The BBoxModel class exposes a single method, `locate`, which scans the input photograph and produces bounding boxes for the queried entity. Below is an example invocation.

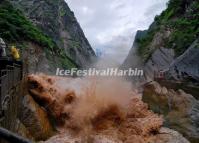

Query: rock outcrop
[121,30,146,84]
[143,81,199,143]
[155,128,190,143]
[123,0,199,82]
[122,28,176,81]
[122,30,146,70]
[122,29,175,82]
[144,47,175,80]
[19,95,55,141]
[166,38,199,82]
[10,0,96,68]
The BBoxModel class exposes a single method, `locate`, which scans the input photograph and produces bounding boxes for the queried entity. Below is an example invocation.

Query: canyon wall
[0,0,96,74]
[123,0,199,82]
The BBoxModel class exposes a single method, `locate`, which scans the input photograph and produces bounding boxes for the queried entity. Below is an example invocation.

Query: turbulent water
[27,74,163,143]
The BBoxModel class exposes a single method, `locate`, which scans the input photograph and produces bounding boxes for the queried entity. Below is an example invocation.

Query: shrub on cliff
[137,0,199,60]
[0,0,56,50]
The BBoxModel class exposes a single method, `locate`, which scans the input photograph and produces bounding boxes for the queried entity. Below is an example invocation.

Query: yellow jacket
[11,46,20,60]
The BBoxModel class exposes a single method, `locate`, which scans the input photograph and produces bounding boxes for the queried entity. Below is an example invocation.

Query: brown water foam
[27,74,163,143]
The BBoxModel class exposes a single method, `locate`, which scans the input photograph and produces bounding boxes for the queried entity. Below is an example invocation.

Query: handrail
[0,58,24,143]
[0,127,32,143]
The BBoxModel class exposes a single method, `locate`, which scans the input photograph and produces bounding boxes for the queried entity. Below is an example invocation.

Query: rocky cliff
[122,30,147,70]
[167,39,199,82]
[0,0,95,74]
[121,30,147,84]
[123,0,199,82]
[10,0,96,68]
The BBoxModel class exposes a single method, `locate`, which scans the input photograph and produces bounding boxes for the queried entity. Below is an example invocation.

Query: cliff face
[166,39,199,80]
[0,0,95,74]
[123,0,199,82]
[10,0,96,68]
[122,30,147,69]
[122,30,147,83]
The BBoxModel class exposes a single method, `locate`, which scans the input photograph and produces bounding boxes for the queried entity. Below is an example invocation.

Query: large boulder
[19,95,55,141]
[143,81,199,143]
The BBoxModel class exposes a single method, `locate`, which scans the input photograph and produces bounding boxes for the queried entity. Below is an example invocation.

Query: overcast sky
[66,0,168,64]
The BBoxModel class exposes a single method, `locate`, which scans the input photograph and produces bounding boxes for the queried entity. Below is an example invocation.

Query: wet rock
[19,95,55,141]
[143,81,199,142]
[22,42,54,74]
[43,128,190,143]
[154,127,190,143]
[42,133,123,143]
[121,30,146,85]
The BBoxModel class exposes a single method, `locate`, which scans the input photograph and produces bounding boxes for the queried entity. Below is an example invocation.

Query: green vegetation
[60,8,66,17]
[0,0,56,50]
[137,29,157,62]
[137,0,199,61]
[69,40,81,49]
[0,0,78,69]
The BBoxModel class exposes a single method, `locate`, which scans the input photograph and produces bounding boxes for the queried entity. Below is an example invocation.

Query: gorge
[0,0,198,143]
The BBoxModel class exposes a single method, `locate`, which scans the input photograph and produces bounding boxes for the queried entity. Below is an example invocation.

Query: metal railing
[0,127,31,143]
[0,59,29,143]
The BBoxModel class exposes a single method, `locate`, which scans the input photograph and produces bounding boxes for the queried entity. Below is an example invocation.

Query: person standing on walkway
[0,38,7,57]
[11,45,20,60]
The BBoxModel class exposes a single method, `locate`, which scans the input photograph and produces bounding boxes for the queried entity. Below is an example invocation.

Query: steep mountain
[10,0,96,67]
[123,0,199,81]
[0,0,95,73]
[123,30,147,69]
[121,30,147,83]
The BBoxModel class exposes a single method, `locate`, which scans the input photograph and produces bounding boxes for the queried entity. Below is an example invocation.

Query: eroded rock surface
[167,39,199,82]
[143,81,199,142]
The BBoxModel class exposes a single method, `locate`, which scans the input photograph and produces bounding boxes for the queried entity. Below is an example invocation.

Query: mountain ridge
[0,0,96,73]
[10,0,96,67]
[123,0,199,82]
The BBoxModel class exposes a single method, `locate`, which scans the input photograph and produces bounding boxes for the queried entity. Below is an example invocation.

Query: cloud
[66,0,168,64]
